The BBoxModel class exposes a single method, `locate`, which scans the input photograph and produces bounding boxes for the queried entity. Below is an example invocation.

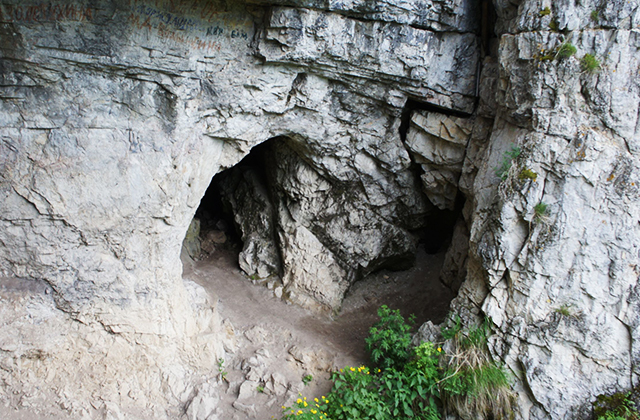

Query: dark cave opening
[189,138,278,266]
[418,193,466,255]
[185,129,465,322]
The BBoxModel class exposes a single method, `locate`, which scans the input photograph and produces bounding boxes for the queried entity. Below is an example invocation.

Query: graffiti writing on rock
[129,3,251,52]
[133,5,197,31]
[0,3,94,23]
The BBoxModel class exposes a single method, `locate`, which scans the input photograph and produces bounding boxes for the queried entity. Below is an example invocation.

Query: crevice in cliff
[398,99,472,294]
[480,0,497,57]
[400,100,472,135]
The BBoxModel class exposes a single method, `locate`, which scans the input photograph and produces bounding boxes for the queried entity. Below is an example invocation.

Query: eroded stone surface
[0,0,638,419]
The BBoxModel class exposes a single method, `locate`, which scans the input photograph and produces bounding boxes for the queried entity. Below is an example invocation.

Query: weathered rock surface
[0,0,638,419]
[259,6,480,113]
[448,1,640,419]
[217,165,281,279]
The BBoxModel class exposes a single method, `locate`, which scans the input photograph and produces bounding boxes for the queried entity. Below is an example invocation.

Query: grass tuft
[581,54,601,73]
[557,42,577,60]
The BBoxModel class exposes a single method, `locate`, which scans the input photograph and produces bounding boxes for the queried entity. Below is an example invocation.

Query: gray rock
[259,7,479,113]
[0,0,637,419]
[185,381,219,420]
[182,218,202,260]
[218,166,281,280]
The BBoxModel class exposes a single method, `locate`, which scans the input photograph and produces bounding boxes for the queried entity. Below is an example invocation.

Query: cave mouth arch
[184,137,281,280]
[183,135,463,326]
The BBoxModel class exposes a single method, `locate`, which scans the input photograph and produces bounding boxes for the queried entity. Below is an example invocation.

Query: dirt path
[0,245,453,420]
[184,245,454,419]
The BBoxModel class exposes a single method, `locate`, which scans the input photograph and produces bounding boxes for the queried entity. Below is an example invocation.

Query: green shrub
[581,54,601,73]
[549,18,560,31]
[280,308,514,420]
[495,146,522,181]
[327,356,440,419]
[593,387,640,420]
[365,305,414,370]
[519,168,538,181]
[591,10,599,22]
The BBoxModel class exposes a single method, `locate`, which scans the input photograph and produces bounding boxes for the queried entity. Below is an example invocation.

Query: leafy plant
[217,358,228,381]
[549,18,560,31]
[591,10,599,22]
[518,168,538,181]
[593,387,640,420]
[365,305,415,370]
[281,395,330,420]
[257,385,265,393]
[539,7,551,17]
[555,305,574,317]
[557,42,577,59]
[581,53,601,73]
[303,374,314,386]
[327,366,385,419]
[495,146,522,181]
[327,363,439,420]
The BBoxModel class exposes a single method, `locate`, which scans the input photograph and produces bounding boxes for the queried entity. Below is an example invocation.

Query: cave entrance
[182,137,283,285]
[181,134,464,365]
[419,194,465,255]
[182,133,464,325]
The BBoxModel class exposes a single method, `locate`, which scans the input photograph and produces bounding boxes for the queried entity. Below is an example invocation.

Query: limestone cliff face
[0,0,638,418]
[453,1,640,418]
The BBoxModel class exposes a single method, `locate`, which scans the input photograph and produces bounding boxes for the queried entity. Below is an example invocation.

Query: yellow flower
[311,409,317,414]
[303,401,308,407]
[350,367,355,371]
[321,396,326,399]
[297,410,303,414]
[437,347,442,352]
[314,398,319,403]
[296,398,302,404]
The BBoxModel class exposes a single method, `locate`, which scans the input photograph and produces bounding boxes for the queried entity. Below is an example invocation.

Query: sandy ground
[184,244,454,419]
[0,245,453,420]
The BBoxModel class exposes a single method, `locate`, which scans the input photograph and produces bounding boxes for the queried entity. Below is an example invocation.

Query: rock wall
[0,0,638,418]
[450,0,640,418]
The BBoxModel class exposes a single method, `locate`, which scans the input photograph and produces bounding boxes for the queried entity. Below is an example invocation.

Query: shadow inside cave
[182,136,464,350]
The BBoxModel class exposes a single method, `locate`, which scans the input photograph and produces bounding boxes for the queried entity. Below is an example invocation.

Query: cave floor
[0,246,453,420]
[185,245,454,420]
